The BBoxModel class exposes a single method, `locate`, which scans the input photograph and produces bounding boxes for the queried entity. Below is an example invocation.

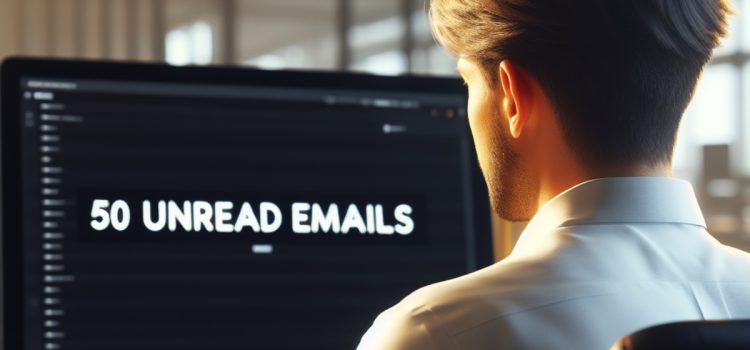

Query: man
[357,0,750,349]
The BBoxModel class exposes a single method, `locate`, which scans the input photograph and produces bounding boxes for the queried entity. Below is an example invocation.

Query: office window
[675,64,739,181]
[351,49,406,75]
[164,0,221,64]
[239,0,338,70]
[166,21,214,65]
[743,65,750,176]
[409,0,458,76]
[741,0,750,52]
[348,0,406,75]
[675,0,749,178]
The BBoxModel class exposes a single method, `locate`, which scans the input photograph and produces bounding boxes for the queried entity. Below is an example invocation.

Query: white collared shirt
[357,177,750,350]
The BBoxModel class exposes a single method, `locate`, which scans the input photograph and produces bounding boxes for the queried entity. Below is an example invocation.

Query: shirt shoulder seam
[449,290,622,337]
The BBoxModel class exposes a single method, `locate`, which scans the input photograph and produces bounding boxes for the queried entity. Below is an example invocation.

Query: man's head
[430,0,731,221]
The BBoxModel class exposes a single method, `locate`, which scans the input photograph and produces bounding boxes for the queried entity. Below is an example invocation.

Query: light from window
[686,64,738,145]
[743,64,750,175]
[351,50,407,76]
[165,21,214,66]
[674,64,739,180]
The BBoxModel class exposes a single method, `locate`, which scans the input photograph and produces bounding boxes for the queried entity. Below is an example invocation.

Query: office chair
[611,320,750,350]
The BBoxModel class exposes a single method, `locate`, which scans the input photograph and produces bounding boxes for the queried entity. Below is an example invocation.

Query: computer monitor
[2,58,493,350]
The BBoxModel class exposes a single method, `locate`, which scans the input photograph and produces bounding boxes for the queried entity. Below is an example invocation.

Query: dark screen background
[17,76,488,350]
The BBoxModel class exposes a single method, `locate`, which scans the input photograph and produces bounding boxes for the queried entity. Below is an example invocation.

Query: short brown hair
[429,0,732,166]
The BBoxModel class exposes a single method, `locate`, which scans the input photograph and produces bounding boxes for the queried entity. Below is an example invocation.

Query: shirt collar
[512,177,706,255]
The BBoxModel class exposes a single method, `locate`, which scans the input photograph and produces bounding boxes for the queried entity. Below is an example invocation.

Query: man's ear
[498,60,529,139]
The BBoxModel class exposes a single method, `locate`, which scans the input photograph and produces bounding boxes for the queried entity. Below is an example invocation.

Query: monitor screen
[2,59,492,350]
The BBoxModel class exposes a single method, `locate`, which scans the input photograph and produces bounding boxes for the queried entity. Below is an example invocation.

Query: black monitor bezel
[1,57,493,350]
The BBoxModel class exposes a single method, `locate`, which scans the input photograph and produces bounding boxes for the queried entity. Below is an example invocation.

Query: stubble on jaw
[485,112,535,222]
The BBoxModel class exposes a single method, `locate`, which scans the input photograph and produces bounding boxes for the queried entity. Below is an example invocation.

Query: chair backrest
[611,320,750,350]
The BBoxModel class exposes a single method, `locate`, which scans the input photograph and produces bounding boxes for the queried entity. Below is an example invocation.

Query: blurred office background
[1,0,749,258]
